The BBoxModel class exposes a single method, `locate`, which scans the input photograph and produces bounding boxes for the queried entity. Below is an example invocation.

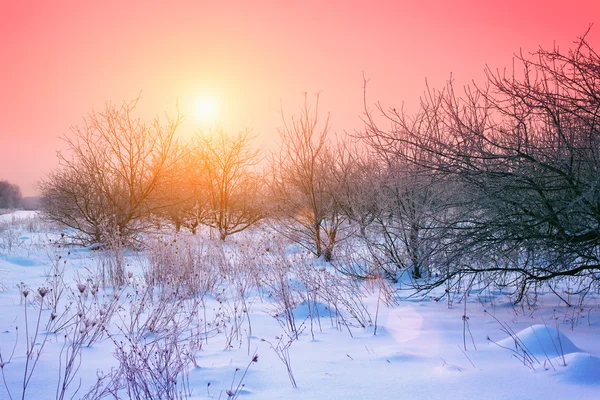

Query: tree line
[39,33,600,300]
[0,180,22,210]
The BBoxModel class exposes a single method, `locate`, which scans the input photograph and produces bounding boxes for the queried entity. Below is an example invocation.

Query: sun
[192,96,219,124]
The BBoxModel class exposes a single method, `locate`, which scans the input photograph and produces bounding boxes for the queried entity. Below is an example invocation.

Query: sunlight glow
[192,96,219,124]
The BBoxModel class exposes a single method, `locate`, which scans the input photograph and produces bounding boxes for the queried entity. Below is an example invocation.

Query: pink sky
[1,0,599,196]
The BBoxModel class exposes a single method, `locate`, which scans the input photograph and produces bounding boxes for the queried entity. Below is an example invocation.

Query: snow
[0,211,599,399]
[496,324,580,359]
[0,210,38,222]
[555,352,600,385]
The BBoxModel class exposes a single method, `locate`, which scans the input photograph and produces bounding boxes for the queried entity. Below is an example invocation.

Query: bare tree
[149,141,196,233]
[270,92,345,261]
[356,96,455,281]
[361,31,600,301]
[328,140,379,238]
[39,98,181,245]
[39,165,110,244]
[189,128,264,240]
[0,180,23,209]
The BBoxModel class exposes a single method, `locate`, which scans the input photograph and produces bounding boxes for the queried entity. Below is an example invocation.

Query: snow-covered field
[0,211,599,399]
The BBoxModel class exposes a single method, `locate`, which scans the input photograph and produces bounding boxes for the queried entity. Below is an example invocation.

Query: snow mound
[358,324,390,338]
[553,352,600,385]
[292,300,336,319]
[498,324,579,359]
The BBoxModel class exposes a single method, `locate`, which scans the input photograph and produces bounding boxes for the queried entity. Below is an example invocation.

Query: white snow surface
[497,324,580,358]
[0,211,599,399]
[0,210,37,222]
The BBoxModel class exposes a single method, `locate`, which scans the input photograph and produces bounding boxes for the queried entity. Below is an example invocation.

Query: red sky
[1,0,599,196]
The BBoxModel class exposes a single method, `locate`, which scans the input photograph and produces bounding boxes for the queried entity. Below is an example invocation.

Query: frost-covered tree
[270,93,345,261]
[361,31,600,300]
[0,180,22,209]
[39,98,181,245]
[189,128,264,240]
